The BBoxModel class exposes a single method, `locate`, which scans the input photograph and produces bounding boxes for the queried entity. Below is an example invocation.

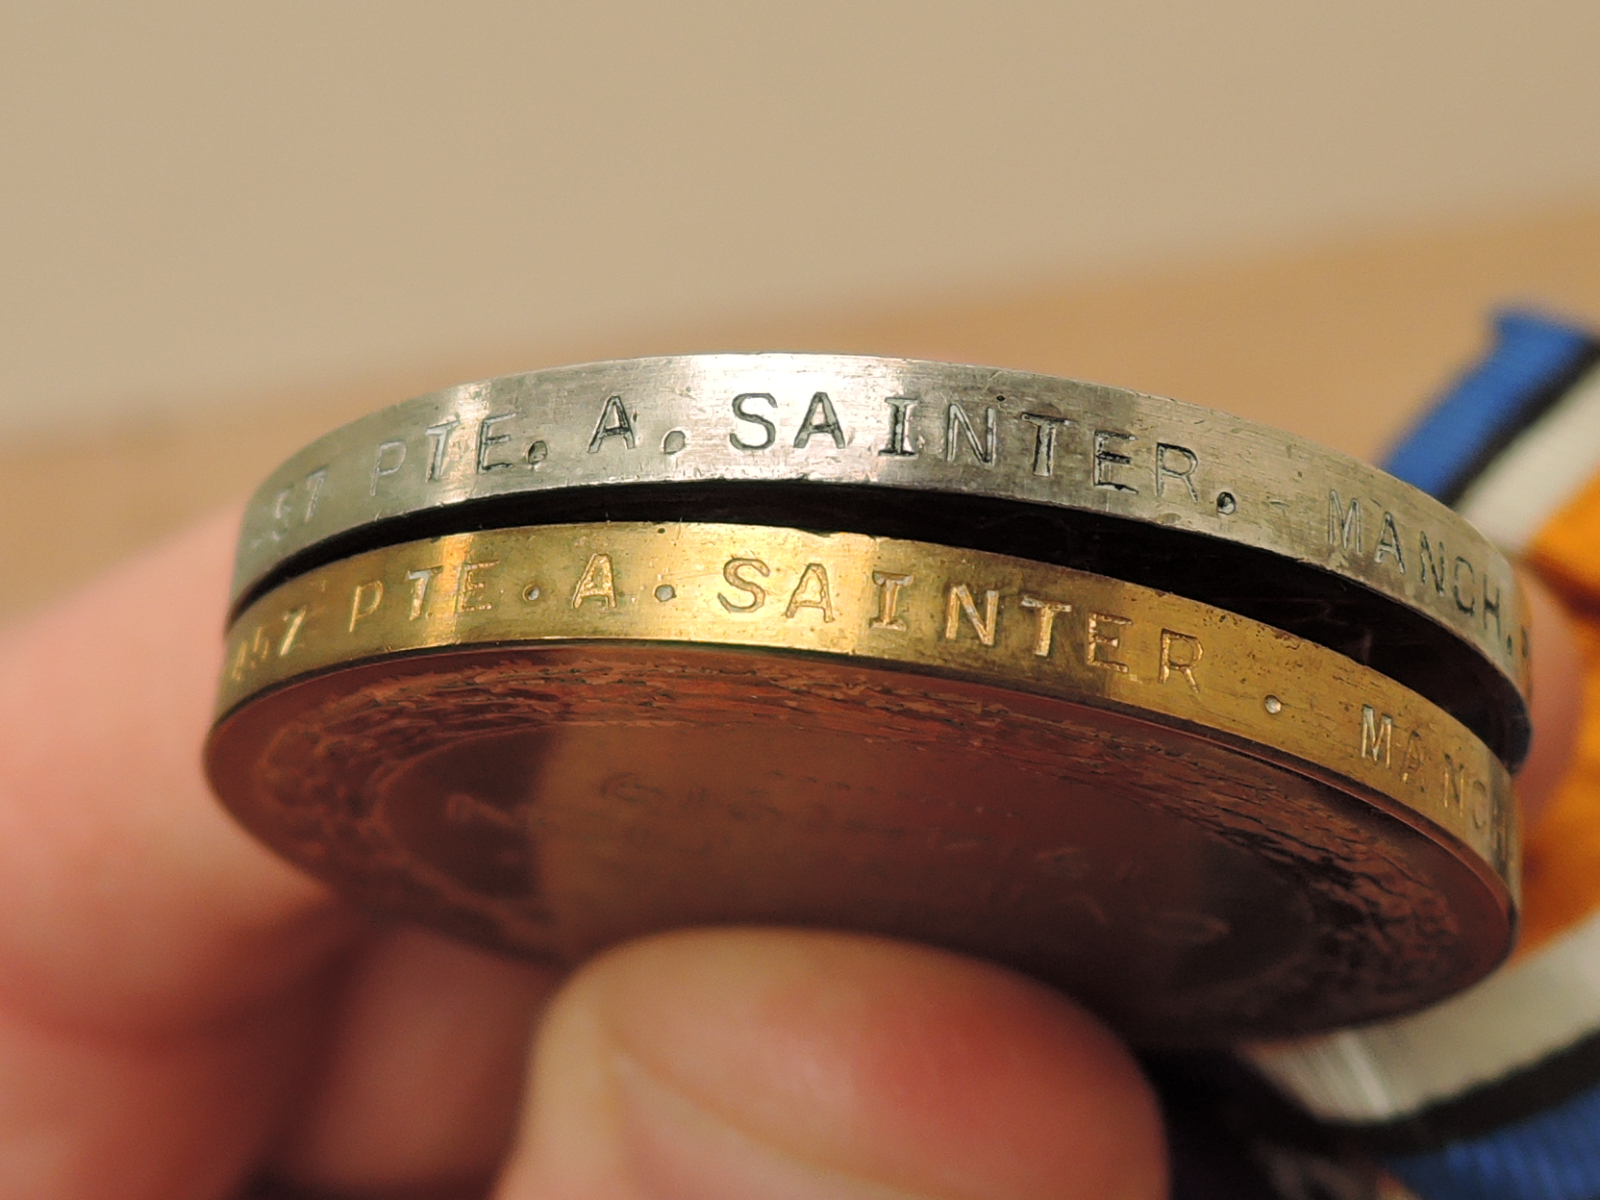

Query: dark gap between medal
[229,480,1529,770]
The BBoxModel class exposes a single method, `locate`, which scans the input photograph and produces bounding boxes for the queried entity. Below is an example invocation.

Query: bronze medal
[207,519,1516,1045]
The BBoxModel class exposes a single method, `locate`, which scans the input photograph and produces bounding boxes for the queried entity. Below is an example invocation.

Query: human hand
[0,513,1167,1200]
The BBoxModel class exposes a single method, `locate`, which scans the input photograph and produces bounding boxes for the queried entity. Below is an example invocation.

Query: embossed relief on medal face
[215,522,1516,883]
[209,643,1497,1044]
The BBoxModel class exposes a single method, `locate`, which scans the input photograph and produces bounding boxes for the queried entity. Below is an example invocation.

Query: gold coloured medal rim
[218,521,1518,898]
[229,354,1531,720]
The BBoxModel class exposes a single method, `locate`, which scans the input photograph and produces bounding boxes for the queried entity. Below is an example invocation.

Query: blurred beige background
[6,2,1600,621]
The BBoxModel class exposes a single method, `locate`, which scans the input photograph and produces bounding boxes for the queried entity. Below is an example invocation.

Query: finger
[1516,567,1585,829]
[0,511,359,1035]
[0,979,324,1200]
[501,928,1165,1200]
[269,927,558,1198]
[0,514,366,1199]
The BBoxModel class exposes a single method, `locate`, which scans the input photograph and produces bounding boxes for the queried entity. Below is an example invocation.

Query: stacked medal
[205,355,1528,1046]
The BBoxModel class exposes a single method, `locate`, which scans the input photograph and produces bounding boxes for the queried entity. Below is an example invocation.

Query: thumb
[496,928,1164,1200]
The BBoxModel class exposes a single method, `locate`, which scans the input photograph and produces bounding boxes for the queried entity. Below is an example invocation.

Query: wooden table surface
[6,198,1600,625]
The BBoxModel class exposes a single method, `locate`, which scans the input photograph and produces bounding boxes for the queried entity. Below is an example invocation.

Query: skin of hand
[0,515,1579,1200]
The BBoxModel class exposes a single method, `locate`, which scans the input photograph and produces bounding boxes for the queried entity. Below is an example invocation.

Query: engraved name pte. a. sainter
[229,356,1533,769]
[208,521,1516,1047]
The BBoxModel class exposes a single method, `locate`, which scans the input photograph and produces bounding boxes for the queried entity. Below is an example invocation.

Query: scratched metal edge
[205,638,1516,1042]
[226,354,1531,718]
[209,632,1518,922]
[212,520,1517,896]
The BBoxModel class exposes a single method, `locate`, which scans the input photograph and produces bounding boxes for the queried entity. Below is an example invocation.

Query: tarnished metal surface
[230,355,1532,767]
[208,522,1516,1044]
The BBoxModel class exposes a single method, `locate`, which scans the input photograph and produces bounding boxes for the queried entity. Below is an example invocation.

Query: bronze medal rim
[214,520,1517,885]
[207,641,1513,1045]
[226,353,1533,769]
[206,522,1517,1042]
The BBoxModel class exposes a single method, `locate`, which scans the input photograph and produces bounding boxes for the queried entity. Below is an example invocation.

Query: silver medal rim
[233,352,1529,729]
